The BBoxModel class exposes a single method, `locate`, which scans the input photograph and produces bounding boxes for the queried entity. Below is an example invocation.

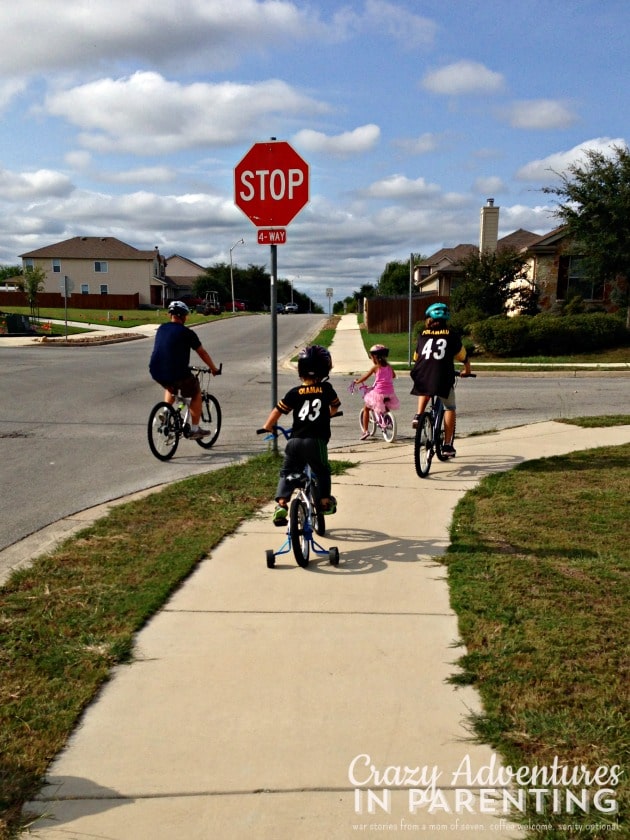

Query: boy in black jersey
[410,302,472,456]
[261,345,341,526]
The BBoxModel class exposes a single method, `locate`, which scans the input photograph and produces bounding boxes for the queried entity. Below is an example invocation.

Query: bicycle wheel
[148,402,180,461]
[196,394,222,449]
[414,412,433,477]
[381,412,397,443]
[289,496,310,568]
[358,409,376,437]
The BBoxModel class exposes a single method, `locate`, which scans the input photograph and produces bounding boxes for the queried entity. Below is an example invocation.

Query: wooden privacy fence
[365,295,447,334]
[0,291,140,310]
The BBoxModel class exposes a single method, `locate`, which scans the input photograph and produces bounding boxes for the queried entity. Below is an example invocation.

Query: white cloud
[422,60,505,96]
[292,125,380,157]
[0,0,315,78]
[473,176,506,195]
[0,168,74,200]
[516,137,627,182]
[363,0,436,47]
[362,174,441,201]
[44,72,329,154]
[394,133,441,155]
[504,99,578,130]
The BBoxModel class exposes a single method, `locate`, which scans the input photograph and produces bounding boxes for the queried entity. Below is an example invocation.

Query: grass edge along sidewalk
[444,419,628,840]
[0,421,628,839]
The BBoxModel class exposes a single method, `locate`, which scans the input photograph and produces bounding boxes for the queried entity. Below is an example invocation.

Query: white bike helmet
[168,300,190,317]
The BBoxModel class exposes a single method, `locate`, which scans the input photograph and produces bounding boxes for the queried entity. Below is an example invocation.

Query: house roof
[524,225,569,251]
[20,236,159,261]
[498,228,539,251]
[165,254,205,270]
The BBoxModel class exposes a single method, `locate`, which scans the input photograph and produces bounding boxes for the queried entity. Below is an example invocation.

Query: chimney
[479,198,499,253]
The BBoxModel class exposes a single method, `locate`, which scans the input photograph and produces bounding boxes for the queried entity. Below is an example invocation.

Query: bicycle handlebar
[256,412,344,440]
[191,363,222,376]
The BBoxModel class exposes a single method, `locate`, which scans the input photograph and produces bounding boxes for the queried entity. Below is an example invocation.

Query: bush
[471,312,629,357]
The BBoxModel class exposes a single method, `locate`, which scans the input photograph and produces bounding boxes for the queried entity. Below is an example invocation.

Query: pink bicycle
[348,381,397,443]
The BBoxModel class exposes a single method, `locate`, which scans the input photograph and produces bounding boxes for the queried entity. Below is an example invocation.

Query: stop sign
[234,141,309,227]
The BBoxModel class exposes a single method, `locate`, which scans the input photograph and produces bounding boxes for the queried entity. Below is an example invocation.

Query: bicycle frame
[257,425,340,569]
[349,381,397,443]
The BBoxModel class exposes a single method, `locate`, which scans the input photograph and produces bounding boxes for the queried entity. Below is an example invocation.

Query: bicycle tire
[196,393,222,449]
[382,412,397,443]
[289,497,310,567]
[148,402,180,461]
[414,412,433,477]
[359,409,376,437]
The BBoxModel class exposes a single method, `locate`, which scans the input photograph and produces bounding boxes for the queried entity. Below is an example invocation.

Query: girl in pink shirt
[354,344,400,440]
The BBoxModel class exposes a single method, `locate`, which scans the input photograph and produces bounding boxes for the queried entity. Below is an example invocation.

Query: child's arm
[262,406,283,432]
[354,365,376,385]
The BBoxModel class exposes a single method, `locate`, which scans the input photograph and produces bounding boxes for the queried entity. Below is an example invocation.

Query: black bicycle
[414,372,475,478]
[148,365,222,461]
[257,425,340,569]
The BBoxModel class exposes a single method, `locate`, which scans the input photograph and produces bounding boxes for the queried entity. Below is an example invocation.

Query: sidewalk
[24,315,630,839]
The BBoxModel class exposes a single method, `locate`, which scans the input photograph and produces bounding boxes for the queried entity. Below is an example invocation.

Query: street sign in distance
[234,141,309,227]
[60,276,74,298]
[257,229,287,245]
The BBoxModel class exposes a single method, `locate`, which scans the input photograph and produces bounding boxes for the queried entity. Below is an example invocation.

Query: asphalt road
[1,315,629,554]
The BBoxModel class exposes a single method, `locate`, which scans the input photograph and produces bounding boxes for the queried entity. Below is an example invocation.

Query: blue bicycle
[257,425,340,569]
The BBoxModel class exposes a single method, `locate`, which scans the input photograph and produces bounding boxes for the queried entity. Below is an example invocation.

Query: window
[52,259,61,273]
[81,284,89,295]
[557,255,604,300]
[100,284,108,295]
[94,261,108,273]
[24,259,34,270]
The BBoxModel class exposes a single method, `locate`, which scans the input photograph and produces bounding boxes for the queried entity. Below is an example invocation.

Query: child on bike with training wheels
[410,302,472,457]
[353,344,400,440]
[261,345,341,526]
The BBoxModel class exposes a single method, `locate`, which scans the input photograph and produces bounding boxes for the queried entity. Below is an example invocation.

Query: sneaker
[441,443,456,457]
[411,414,421,429]
[273,505,288,526]
[360,430,369,440]
[189,427,210,440]
[321,496,337,515]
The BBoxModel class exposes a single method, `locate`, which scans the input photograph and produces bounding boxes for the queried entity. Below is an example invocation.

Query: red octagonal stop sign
[234,141,309,227]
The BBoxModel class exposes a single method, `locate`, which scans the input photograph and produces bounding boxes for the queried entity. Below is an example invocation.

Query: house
[19,237,169,308]
[414,199,616,313]
[164,254,207,299]
[414,199,540,297]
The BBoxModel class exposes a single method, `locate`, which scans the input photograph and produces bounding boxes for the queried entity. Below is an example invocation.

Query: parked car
[226,300,247,311]
[175,294,204,308]
[283,302,299,313]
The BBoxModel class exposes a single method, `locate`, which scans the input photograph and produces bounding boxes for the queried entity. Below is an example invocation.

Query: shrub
[472,312,629,356]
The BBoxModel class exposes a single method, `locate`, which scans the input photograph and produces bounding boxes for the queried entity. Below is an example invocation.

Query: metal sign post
[234,139,310,445]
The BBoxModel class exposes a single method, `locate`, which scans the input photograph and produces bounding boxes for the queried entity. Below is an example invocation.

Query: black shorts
[158,373,200,399]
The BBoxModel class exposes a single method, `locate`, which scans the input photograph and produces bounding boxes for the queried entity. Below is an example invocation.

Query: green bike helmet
[425,302,450,321]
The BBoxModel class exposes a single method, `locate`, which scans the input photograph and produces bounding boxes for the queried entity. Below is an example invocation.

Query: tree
[0,265,22,283]
[16,266,46,318]
[542,144,630,326]
[377,255,425,296]
[451,248,530,317]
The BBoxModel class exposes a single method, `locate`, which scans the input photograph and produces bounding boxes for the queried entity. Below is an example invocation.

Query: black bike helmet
[297,345,333,379]
[168,300,191,317]
[425,301,450,321]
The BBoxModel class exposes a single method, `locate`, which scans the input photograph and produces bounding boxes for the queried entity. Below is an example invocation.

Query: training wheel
[266,549,276,569]
[329,546,340,566]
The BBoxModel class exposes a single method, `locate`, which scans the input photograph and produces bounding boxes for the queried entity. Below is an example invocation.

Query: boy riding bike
[261,345,341,526]
[409,302,472,457]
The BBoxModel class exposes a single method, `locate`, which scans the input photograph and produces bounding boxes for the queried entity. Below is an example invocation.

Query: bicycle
[413,372,476,478]
[348,381,397,443]
[147,365,222,461]
[256,425,340,569]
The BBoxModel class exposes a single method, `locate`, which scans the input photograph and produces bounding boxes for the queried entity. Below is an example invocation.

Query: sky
[0,0,628,308]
